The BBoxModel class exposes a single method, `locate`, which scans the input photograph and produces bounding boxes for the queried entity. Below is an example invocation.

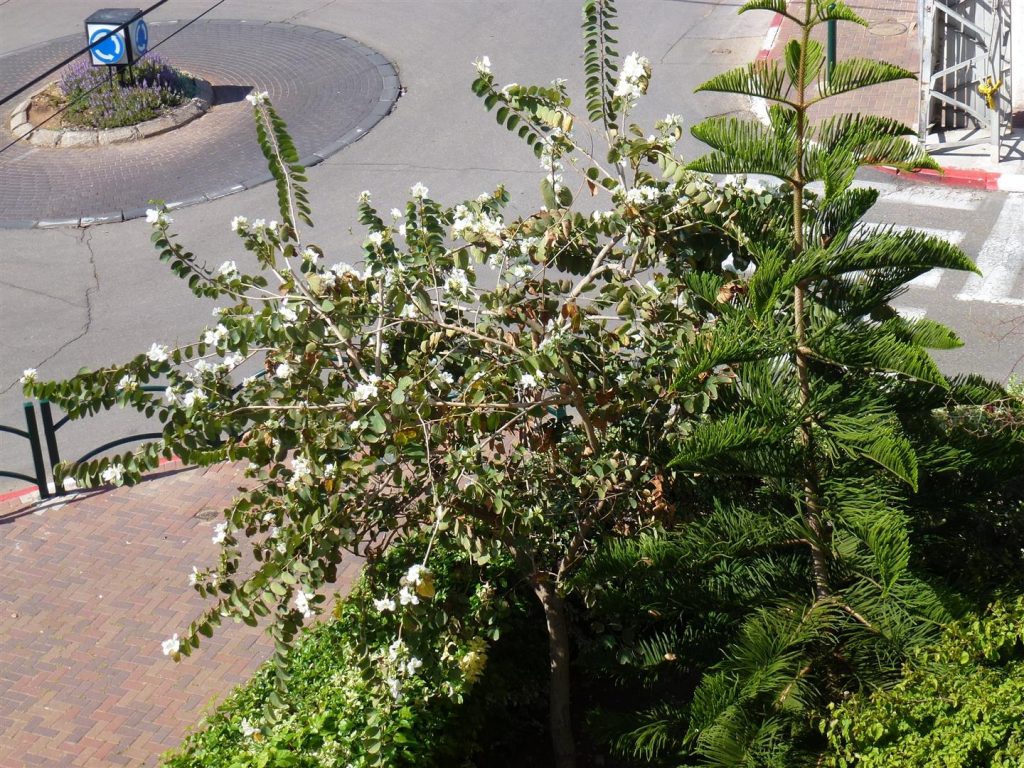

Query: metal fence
[0,389,166,500]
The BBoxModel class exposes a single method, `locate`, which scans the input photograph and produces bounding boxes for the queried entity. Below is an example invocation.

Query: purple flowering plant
[59,54,193,129]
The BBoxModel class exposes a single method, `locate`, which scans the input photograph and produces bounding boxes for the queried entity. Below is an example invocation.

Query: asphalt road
[0,0,1020,493]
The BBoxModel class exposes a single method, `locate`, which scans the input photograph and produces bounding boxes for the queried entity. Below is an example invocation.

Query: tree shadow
[212,85,254,106]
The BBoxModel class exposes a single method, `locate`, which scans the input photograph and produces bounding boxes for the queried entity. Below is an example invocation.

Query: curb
[751,13,1023,193]
[0,455,184,507]
[0,20,402,230]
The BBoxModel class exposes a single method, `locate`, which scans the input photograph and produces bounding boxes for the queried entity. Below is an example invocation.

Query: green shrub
[824,597,1024,767]
[162,537,535,768]
[59,54,192,129]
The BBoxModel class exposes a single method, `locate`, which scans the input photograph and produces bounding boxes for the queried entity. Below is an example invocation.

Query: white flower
[223,352,243,370]
[161,634,180,656]
[386,676,402,701]
[613,52,651,101]
[406,564,428,585]
[294,589,314,619]
[279,305,298,323]
[323,462,336,478]
[473,55,492,74]
[217,260,238,278]
[301,246,319,263]
[100,464,125,486]
[267,220,279,234]
[146,343,169,363]
[388,639,406,660]
[203,324,228,346]
[164,387,180,405]
[288,456,312,489]
[211,521,228,544]
[353,373,380,403]
[350,420,363,431]
[390,208,403,219]
[519,373,538,389]
[20,368,37,384]
[373,596,397,612]
[240,718,259,738]
[405,657,423,676]
[146,208,171,226]
[245,90,268,105]
[274,362,292,380]
[188,566,201,587]
[399,585,420,606]
[61,476,79,492]
[182,390,207,408]
[410,182,429,199]
[230,216,248,233]
[358,190,372,204]
[398,303,418,319]
[242,375,258,388]
[444,267,471,297]
[117,374,138,392]
[367,231,385,247]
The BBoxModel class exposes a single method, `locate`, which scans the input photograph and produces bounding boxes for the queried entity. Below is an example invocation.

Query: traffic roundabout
[0,20,400,228]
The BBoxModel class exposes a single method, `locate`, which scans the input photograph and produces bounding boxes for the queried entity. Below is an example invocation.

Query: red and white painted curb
[751,13,1024,193]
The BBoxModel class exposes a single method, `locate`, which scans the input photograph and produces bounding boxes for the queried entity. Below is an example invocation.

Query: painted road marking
[957,193,1024,306]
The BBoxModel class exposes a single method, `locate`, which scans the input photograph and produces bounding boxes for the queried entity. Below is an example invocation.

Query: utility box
[85,8,149,67]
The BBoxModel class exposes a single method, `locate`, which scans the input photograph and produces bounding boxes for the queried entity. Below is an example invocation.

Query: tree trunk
[533,577,577,768]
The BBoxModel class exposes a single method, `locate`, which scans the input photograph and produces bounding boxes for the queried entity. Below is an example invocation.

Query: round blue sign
[90,28,124,64]
[135,21,149,55]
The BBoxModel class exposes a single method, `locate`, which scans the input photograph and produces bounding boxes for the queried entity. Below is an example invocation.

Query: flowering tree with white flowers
[23,0,1015,764]
[23,24,755,763]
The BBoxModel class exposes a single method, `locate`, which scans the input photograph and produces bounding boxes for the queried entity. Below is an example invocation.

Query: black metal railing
[0,403,53,499]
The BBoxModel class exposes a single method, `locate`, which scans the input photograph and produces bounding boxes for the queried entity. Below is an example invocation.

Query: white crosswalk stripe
[956,194,1024,306]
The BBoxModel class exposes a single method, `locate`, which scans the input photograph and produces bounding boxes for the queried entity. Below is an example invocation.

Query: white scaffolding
[919,0,1012,161]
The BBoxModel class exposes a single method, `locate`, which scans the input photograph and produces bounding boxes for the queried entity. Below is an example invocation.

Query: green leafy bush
[824,597,1024,767]
[162,537,537,768]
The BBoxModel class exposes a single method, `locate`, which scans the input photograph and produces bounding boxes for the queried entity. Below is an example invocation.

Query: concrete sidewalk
[0,461,361,767]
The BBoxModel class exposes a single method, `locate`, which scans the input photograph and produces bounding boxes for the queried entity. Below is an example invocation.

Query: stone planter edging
[8,77,213,148]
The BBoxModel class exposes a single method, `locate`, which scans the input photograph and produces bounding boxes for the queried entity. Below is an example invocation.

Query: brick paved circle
[0,20,400,228]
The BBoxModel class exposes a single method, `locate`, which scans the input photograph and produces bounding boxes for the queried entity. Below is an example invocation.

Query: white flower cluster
[319,261,361,290]
[217,260,238,279]
[230,215,248,233]
[240,718,259,738]
[145,208,172,226]
[100,463,125,486]
[117,374,138,393]
[294,588,314,619]
[245,90,269,105]
[211,521,228,544]
[202,324,229,347]
[146,343,169,363]
[384,639,424,701]
[161,633,180,656]
[613,51,651,102]
[20,368,37,384]
[410,182,429,199]
[472,55,491,75]
[353,373,380,403]
[451,205,504,242]
[288,455,312,490]
[443,267,472,299]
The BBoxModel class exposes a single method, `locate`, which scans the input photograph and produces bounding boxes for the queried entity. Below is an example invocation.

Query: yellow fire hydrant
[978,77,1002,110]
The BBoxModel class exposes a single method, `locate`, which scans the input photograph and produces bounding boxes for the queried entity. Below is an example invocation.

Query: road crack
[0,229,99,395]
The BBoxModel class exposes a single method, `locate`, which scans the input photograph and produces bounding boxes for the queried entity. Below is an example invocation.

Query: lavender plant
[59,54,192,130]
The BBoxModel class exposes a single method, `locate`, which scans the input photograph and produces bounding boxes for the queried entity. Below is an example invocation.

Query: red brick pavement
[770,0,920,129]
[0,461,362,767]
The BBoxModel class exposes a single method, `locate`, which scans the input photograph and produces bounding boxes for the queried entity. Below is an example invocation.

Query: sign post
[84,8,148,84]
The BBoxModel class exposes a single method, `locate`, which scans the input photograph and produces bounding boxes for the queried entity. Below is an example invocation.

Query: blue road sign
[89,27,124,64]
[135,20,149,55]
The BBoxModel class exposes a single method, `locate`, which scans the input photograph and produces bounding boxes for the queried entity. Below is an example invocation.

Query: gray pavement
[0,0,767,491]
[0,20,399,226]
[1,0,1020,495]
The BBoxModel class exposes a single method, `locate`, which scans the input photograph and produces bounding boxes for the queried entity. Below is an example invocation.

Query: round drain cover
[868,20,908,36]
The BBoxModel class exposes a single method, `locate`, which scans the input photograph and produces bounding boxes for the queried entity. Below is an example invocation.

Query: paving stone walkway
[0,20,399,228]
[769,0,919,129]
[0,460,362,767]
